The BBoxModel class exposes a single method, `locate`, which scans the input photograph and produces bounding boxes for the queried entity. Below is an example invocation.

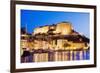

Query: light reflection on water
[21,49,90,63]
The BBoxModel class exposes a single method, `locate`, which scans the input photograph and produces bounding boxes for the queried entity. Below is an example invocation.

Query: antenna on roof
[25,24,27,34]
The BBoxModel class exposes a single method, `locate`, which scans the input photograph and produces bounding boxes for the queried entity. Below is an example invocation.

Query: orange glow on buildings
[21,22,90,63]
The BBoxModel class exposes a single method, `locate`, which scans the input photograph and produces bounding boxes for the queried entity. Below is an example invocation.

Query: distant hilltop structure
[33,22,72,35]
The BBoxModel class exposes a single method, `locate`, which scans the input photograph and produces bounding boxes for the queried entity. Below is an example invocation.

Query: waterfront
[20,22,90,63]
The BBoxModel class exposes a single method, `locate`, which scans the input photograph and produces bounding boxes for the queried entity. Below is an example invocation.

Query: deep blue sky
[21,9,90,38]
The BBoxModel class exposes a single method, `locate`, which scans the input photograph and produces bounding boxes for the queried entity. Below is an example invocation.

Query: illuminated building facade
[21,22,90,63]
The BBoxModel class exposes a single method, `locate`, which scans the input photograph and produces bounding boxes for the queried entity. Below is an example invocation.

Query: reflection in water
[21,49,90,63]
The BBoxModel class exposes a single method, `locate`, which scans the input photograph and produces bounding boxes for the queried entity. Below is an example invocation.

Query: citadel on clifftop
[21,22,90,62]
